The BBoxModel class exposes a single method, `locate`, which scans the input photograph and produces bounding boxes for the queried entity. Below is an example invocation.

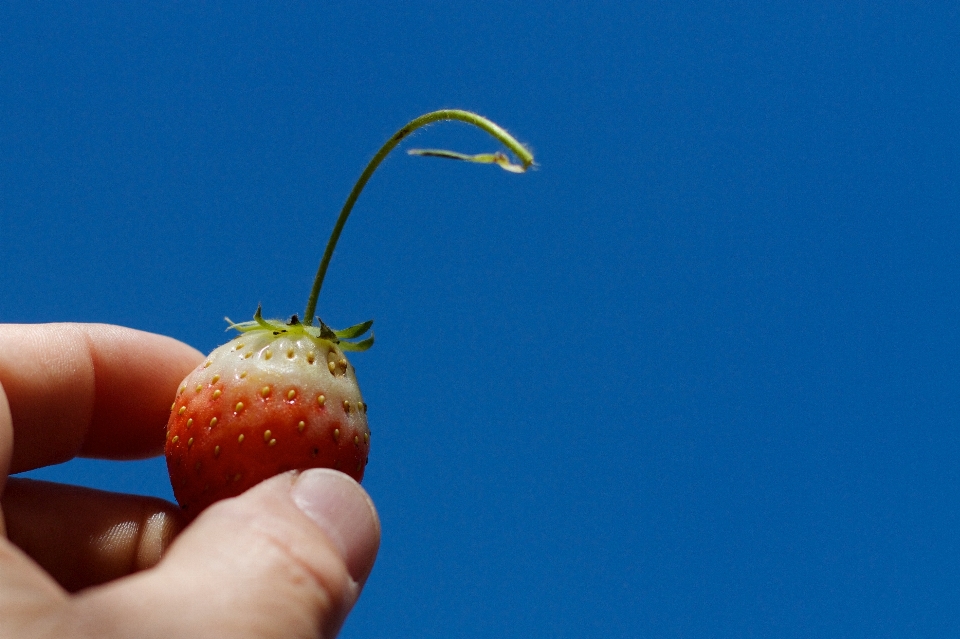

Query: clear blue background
[2,2,959,637]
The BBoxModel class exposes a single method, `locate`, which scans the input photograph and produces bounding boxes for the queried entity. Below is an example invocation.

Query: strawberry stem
[302,109,534,326]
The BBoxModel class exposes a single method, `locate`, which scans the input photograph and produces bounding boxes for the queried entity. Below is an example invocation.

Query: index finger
[0,324,204,474]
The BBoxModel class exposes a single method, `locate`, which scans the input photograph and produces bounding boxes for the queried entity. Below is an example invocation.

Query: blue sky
[2,2,959,637]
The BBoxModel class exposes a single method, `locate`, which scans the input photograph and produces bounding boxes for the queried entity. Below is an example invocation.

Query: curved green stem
[303,109,534,325]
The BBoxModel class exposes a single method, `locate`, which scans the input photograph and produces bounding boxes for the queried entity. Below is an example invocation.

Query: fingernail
[291,468,381,583]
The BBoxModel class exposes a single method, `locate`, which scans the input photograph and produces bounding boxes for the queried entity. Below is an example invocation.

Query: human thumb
[70,469,380,639]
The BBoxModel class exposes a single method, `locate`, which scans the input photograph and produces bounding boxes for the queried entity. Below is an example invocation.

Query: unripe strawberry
[166,314,371,514]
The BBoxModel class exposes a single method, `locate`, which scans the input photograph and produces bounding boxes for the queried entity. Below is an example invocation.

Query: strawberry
[165,312,373,513]
[165,109,534,515]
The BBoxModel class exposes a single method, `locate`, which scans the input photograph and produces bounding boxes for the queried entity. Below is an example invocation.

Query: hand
[0,324,380,638]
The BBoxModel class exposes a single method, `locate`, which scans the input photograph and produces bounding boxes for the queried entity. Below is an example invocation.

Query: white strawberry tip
[225,305,374,352]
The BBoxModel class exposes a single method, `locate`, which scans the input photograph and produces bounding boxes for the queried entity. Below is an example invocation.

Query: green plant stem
[302,109,534,325]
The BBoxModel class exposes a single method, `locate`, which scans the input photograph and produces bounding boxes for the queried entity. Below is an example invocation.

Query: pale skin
[0,323,380,638]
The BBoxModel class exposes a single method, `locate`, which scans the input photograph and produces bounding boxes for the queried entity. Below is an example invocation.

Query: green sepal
[339,333,375,351]
[334,319,374,339]
[224,316,261,333]
[226,305,278,333]
[316,318,339,341]
[225,308,374,353]
[253,304,273,330]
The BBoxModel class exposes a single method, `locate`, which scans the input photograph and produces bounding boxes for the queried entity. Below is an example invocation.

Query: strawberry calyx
[226,305,374,352]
